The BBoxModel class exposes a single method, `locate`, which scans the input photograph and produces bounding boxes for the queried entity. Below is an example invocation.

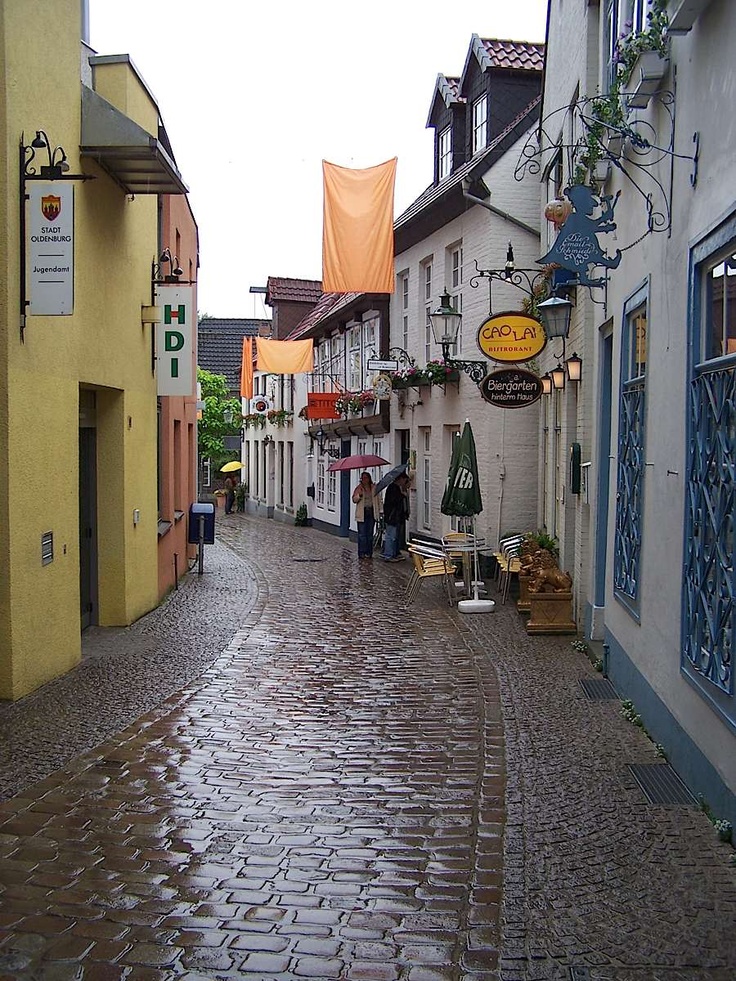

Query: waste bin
[188,502,215,545]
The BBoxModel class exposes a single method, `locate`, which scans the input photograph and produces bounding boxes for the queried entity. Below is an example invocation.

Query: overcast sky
[88,1,547,317]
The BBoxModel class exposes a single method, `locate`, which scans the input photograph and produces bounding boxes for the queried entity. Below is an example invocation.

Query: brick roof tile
[265,277,322,305]
[197,318,271,396]
[479,38,544,71]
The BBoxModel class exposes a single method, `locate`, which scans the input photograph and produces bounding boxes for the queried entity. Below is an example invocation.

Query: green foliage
[266,408,293,427]
[573,0,668,186]
[524,529,559,559]
[294,503,309,526]
[196,368,242,464]
[234,483,247,511]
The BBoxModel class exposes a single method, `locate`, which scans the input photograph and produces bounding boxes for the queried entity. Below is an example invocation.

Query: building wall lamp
[313,428,340,458]
[551,364,566,390]
[155,247,184,281]
[565,352,582,383]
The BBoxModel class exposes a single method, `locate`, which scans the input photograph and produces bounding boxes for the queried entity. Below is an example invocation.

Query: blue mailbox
[188,502,215,545]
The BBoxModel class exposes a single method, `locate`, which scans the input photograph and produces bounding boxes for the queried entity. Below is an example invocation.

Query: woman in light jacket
[352,471,381,559]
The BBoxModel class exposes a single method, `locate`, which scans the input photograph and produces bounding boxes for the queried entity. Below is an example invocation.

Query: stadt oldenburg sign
[480,368,544,409]
[477,311,547,363]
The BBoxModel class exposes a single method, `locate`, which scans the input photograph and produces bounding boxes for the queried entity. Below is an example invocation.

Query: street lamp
[428,291,488,385]
[565,352,583,382]
[551,364,566,390]
[536,294,573,340]
[314,427,340,458]
[540,373,553,395]
[428,291,463,360]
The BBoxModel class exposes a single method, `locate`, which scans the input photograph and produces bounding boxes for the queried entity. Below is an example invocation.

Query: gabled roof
[197,318,271,396]
[426,74,462,128]
[459,35,544,94]
[265,277,322,306]
[394,95,542,253]
[286,293,345,340]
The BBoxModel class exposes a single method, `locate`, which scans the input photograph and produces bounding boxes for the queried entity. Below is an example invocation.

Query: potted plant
[615,0,669,109]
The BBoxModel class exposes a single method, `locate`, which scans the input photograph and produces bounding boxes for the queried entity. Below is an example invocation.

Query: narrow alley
[0,513,734,981]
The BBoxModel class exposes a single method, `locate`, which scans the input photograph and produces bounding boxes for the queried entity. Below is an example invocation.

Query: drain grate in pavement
[628,763,696,805]
[569,968,592,981]
[579,678,619,700]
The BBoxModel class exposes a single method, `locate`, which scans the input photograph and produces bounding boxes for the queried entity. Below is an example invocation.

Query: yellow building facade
[0,1,188,699]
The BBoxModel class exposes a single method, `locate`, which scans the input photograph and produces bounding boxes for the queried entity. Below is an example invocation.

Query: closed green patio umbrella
[441,420,494,613]
[441,420,483,518]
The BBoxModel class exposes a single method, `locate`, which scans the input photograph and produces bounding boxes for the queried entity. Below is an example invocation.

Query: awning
[80,86,188,195]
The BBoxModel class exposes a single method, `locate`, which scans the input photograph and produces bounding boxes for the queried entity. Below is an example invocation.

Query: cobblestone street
[0,513,734,980]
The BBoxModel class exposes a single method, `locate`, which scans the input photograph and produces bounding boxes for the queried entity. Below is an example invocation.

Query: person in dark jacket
[382,473,409,561]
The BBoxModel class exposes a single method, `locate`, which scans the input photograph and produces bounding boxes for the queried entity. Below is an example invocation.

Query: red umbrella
[327,454,389,472]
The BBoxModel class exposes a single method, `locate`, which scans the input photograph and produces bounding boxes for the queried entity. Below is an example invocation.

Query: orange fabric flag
[240,337,254,398]
[322,158,397,293]
[256,338,314,374]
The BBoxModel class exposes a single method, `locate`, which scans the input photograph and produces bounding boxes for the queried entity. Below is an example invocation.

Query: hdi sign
[155,285,194,395]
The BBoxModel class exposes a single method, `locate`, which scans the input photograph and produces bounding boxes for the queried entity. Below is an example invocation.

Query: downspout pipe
[462,181,538,238]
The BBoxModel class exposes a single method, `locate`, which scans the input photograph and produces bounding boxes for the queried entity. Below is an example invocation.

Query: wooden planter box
[526,591,577,635]
[517,574,532,613]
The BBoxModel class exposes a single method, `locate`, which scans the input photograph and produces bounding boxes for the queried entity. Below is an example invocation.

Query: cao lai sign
[477,311,546,363]
[480,368,543,409]
[28,182,74,315]
[155,285,195,395]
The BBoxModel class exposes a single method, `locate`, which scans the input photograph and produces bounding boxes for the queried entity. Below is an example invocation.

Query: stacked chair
[493,534,524,604]
[405,541,458,606]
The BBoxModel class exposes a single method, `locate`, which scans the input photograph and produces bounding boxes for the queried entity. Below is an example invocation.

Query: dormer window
[438,126,452,180]
[471,94,487,154]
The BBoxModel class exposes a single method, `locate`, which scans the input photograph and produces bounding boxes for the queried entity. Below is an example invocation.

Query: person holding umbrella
[382,472,410,562]
[352,471,382,559]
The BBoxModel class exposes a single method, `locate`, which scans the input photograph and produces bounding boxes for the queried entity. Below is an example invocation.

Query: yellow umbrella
[220,461,246,473]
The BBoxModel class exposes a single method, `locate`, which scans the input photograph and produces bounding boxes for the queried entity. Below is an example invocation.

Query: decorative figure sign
[28,182,74,315]
[477,312,547,363]
[371,372,393,400]
[479,368,543,409]
[155,285,195,395]
[538,184,621,287]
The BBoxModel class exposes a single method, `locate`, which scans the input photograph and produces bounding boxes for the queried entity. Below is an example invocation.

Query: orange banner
[256,337,314,374]
[322,158,396,294]
[307,392,342,419]
[240,337,254,399]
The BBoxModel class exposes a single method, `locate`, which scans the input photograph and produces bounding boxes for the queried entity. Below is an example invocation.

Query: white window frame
[421,428,431,530]
[438,126,452,180]
[400,272,409,351]
[472,95,487,155]
[349,326,361,391]
[317,461,326,507]
[423,261,433,363]
[327,467,337,511]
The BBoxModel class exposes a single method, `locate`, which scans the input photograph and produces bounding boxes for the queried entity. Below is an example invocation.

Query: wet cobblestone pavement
[0,512,734,980]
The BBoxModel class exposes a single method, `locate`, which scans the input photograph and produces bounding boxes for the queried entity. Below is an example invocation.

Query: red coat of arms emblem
[41,195,61,222]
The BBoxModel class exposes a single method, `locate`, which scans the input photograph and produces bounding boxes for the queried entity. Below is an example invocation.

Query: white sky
[88,1,547,317]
